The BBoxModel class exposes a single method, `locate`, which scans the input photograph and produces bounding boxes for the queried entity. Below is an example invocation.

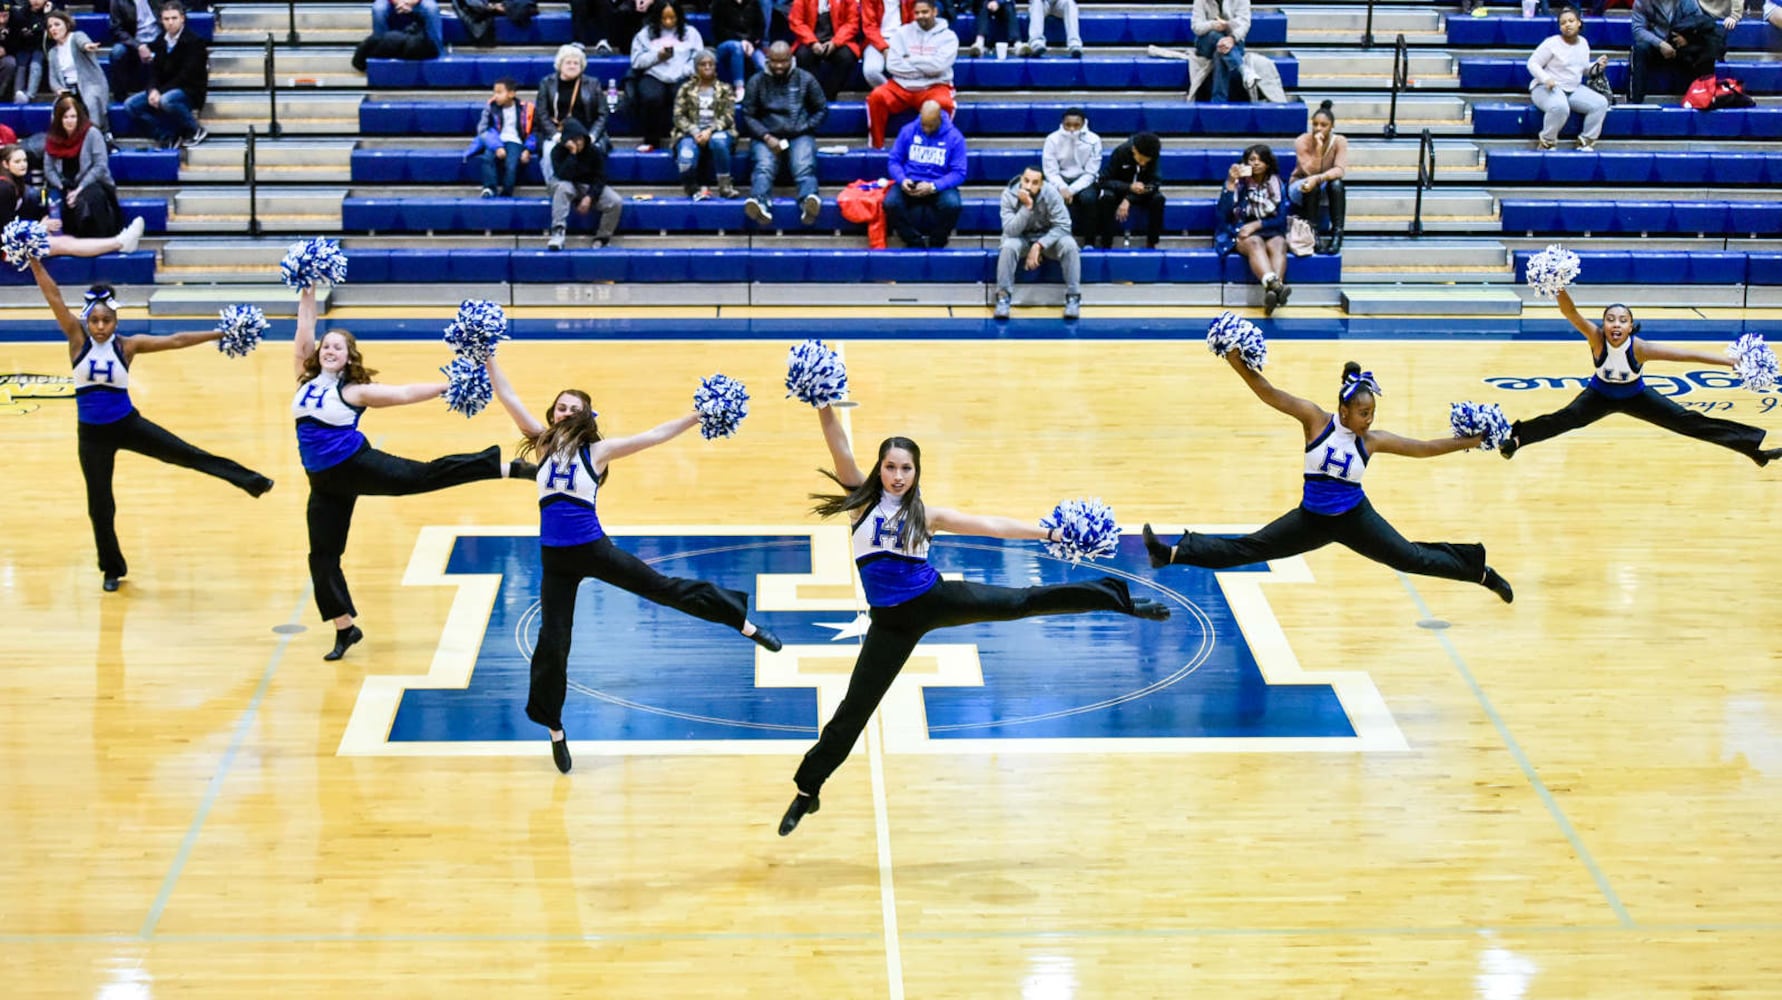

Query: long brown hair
[522,389,608,484]
[810,436,930,548]
[48,93,88,144]
[299,329,378,385]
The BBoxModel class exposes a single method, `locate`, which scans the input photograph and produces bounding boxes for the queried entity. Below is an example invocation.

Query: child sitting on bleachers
[464,77,537,197]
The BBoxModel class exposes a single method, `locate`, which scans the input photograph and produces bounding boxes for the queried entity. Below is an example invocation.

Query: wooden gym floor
[2,307,1780,998]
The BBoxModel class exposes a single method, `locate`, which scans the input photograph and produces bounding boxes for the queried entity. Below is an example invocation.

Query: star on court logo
[0,374,74,416]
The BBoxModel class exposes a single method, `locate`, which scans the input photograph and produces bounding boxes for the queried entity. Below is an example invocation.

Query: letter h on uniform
[871,515,903,548]
[545,461,577,491]
[1320,446,1356,479]
[87,360,117,384]
[298,384,329,409]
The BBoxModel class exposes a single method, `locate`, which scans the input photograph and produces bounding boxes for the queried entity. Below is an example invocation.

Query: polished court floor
[3,306,1781,998]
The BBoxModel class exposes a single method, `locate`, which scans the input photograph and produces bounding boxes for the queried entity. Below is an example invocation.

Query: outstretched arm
[928,507,1053,542]
[126,328,224,358]
[818,404,866,488]
[487,355,545,438]
[590,412,700,471]
[292,285,317,381]
[1635,339,1733,368]
[29,260,82,358]
[1555,288,1601,345]
[1224,351,1326,439]
[342,381,446,408]
[1365,429,1483,459]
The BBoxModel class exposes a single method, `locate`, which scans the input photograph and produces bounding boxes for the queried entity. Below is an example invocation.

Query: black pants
[634,73,678,146]
[1513,386,1769,460]
[527,535,750,731]
[1096,188,1166,248]
[78,411,270,578]
[794,576,1138,794]
[304,444,503,622]
[796,44,858,102]
[1297,178,1346,237]
[1168,497,1488,585]
[1062,180,1099,239]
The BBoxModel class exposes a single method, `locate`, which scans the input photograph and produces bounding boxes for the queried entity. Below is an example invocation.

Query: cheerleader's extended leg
[1146,507,1334,570]
[77,422,127,583]
[1326,497,1506,601]
[1617,388,1773,465]
[340,444,506,496]
[579,535,750,630]
[1501,388,1620,458]
[115,412,274,495]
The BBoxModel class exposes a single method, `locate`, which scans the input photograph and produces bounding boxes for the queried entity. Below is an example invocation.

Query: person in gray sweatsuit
[995,165,1081,320]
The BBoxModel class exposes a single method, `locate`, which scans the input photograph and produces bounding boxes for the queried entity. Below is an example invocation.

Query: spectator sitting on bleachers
[1528,8,1609,150]
[41,13,112,141]
[1765,0,1781,28]
[671,50,738,198]
[1698,0,1758,55]
[995,165,1081,321]
[123,2,207,148]
[1629,0,1717,103]
[739,41,828,225]
[1042,107,1099,239]
[630,0,702,152]
[791,0,861,102]
[108,0,160,98]
[546,117,622,249]
[866,0,955,148]
[1218,143,1290,315]
[354,0,443,69]
[447,0,536,49]
[0,143,142,256]
[1191,0,1249,103]
[1095,131,1163,250]
[711,0,768,99]
[0,7,21,105]
[44,93,122,238]
[580,0,660,57]
[1024,0,1081,58]
[963,0,1014,58]
[883,99,964,247]
[469,76,535,197]
[861,0,908,89]
[536,44,608,184]
[14,0,50,103]
[1288,99,1347,255]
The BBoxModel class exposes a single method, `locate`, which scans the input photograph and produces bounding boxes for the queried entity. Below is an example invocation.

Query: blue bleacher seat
[1748,254,1782,285]
[110,150,182,185]
[1450,15,1772,51]
[1472,103,1782,139]
[1458,60,1780,95]
[1501,199,1782,236]
[1512,250,1771,285]
[0,251,155,286]
[119,199,169,233]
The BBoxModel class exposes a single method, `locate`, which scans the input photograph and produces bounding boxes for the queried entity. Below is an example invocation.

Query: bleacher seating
[1513,250,1782,285]
[1458,59,1782,94]
[1448,14,1774,50]
[1488,150,1782,184]
[1472,103,1782,139]
[342,247,1340,285]
[1499,199,1782,236]
[365,54,1298,91]
[359,100,1309,137]
[0,252,155,287]
[71,12,213,41]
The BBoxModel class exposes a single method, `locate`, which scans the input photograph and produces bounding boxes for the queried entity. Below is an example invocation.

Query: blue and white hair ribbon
[1340,370,1382,402]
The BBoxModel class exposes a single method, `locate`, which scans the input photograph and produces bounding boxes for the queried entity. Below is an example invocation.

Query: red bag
[837,179,891,249]
[1711,77,1755,110]
[1683,73,1716,110]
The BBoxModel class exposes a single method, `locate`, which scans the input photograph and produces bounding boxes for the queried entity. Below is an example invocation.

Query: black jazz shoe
[1129,598,1172,621]
[550,734,572,774]
[1140,523,1173,569]
[324,625,364,661]
[102,575,121,592]
[749,626,783,653]
[1481,567,1514,604]
[778,792,820,836]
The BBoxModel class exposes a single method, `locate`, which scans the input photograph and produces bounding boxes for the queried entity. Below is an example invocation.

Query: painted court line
[138,587,313,939]
[1395,572,1634,928]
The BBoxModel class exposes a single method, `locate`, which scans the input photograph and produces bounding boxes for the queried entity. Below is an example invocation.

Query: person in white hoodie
[630,0,704,151]
[1041,107,1100,237]
[865,0,958,147]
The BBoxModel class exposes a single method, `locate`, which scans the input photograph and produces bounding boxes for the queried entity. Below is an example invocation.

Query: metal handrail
[287,0,301,44]
[246,126,260,236]
[1383,33,1408,140]
[1410,128,1435,237]
[1362,0,1376,50]
[264,35,283,137]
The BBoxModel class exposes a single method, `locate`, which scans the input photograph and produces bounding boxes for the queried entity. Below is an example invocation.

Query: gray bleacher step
[1279,3,1445,33]
[181,140,356,182]
[1293,50,1456,87]
[147,284,330,315]
[212,47,363,88]
[1341,285,1524,315]
[204,92,361,122]
[166,188,348,233]
[1296,94,1468,123]
[1338,238,1509,269]
[159,240,308,269]
[216,2,368,36]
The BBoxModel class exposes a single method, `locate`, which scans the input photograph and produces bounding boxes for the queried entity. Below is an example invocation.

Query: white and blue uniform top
[1302,417,1370,515]
[291,372,369,472]
[72,334,134,425]
[537,445,605,548]
[852,492,941,607]
[1589,336,1644,399]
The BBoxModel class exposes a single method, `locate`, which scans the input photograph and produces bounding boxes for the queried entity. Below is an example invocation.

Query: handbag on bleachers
[1583,63,1615,106]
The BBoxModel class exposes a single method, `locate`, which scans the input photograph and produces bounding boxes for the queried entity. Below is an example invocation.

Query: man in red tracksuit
[865,0,957,148]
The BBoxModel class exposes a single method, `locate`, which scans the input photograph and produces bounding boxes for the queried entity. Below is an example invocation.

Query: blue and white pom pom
[443,298,509,363]
[1449,401,1514,451]
[1040,498,1121,565]
[1525,244,1580,299]
[784,338,849,408]
[279,237,349,289]
[694,373,750,439]
[1,218,50,270]
[441,355,493,418]
[1725,333,1779,393]
[1205,310,1267,372]
[214,304,268,359]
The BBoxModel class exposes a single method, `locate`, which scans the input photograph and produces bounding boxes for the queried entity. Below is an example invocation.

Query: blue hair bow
[1340,370,1382,402]
[81,288,117,321]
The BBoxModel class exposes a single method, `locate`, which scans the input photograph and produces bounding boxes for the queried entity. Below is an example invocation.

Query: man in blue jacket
[882,100,965,248]
[1630,0,1717,103]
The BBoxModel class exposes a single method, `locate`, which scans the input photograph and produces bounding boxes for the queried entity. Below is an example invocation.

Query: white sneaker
[800,193,821,225]
[744,198,771,223]
[547,228,566,251]
[117,217,145,254]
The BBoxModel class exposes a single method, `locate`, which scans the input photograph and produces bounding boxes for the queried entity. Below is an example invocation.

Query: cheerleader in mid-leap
[29,259,274,592]
[292,285,534,661]
[485,356,782,774]
[778,403,1172,836]
[1142,352,1515,603]
[1496,289,1782,464]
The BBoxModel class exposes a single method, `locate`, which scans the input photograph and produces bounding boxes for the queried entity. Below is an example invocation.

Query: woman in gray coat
[44,94,121,237]
[33,12,111,136]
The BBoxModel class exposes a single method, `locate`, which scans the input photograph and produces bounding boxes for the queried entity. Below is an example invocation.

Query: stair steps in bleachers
[1295,94,1472,133]
[146,284,331,316]
[181,141,358,184]
[1341,285,1524,315]
[1293,50,1458,90]
[213,3,369,45]
[200,92,363,136]
[1280,4,1445,46]
[165,188,350,233]
[211,48,363,89]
